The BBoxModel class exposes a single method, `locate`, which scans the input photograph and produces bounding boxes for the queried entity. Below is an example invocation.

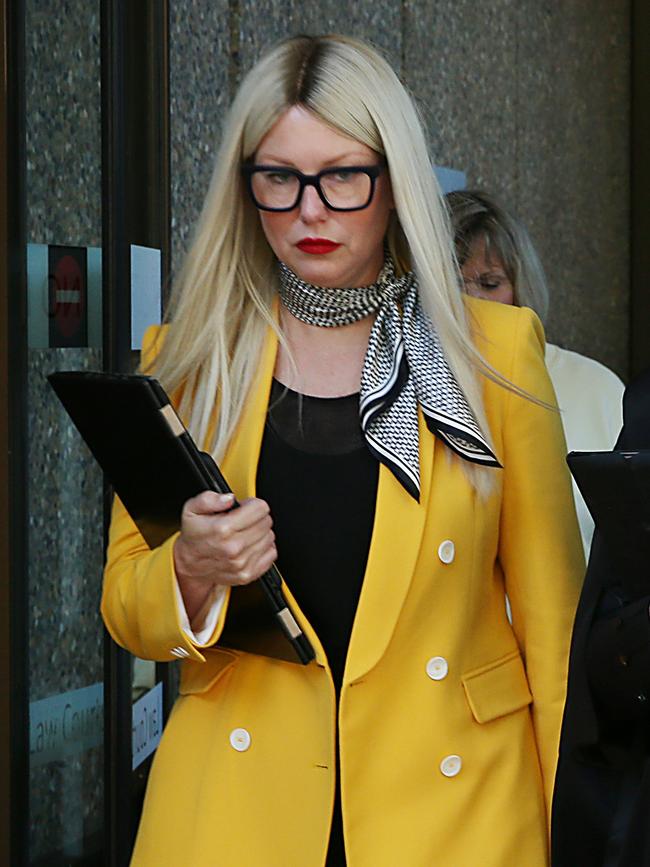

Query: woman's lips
[296,238,342,255]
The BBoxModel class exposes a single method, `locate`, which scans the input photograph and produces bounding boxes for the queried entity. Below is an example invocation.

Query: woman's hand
[173,491,277,621]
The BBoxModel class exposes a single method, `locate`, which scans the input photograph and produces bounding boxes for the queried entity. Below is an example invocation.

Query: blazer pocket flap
[179,647,238,695]
[462,650,532,724]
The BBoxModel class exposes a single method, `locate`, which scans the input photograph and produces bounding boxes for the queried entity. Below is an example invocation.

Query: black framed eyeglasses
[241,164,385,212]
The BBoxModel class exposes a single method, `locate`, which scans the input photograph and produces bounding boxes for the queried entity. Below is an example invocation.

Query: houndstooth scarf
[277,257,501,501]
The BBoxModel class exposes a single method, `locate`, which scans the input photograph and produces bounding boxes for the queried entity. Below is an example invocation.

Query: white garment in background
[545,342,624,556]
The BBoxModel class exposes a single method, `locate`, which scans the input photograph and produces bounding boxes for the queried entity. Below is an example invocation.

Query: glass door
[2,1,171,864]
[24,1,105,862]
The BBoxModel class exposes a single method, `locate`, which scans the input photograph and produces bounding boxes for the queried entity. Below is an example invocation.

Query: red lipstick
[296,237,341,255]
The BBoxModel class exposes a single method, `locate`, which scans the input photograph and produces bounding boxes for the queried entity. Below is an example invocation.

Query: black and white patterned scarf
[277,257,501,501]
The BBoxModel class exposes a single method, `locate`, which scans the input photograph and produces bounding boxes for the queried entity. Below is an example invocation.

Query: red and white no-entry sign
[48,246,88,348]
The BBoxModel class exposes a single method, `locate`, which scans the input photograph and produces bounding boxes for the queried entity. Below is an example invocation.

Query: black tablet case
[48,370,315,664]
[567,449,650,596]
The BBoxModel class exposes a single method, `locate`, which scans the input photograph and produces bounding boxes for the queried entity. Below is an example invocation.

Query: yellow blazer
[102,297,584,867]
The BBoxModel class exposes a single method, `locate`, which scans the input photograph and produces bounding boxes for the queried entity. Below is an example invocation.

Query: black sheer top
[256,378,379,865]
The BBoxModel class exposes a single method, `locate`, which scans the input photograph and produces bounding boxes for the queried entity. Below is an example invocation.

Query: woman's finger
[227,531,278,585]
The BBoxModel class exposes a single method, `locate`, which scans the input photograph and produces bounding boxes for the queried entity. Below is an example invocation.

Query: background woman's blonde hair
[446,189,550,324]
[151,34,513,495]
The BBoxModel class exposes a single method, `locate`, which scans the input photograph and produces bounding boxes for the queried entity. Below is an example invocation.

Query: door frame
[0,0,29,864]
[101,1,171,863]
[630,0,650,377]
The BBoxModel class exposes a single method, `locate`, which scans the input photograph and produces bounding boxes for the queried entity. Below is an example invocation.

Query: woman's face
[460,237,515,306]
[252,105,393,288]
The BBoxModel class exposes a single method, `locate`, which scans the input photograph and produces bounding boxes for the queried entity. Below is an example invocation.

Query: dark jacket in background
[552,368,650,867]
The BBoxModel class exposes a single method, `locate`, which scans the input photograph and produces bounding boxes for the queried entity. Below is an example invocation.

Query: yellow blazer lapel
[344,411,435,685]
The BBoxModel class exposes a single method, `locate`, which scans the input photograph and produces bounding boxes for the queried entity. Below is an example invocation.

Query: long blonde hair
[152,35,509,494]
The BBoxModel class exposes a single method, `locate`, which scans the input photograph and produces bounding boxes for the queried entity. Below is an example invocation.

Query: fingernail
[220,493,235,504]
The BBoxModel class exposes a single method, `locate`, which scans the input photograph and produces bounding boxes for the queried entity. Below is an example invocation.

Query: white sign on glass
[131,244,162,350]
[132,680,163,770]
[29,682,103,767]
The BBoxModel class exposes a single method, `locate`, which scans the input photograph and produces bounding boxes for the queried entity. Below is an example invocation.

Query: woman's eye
[329,171,355,183]
[476,276,505,291]
[266,172,291,185]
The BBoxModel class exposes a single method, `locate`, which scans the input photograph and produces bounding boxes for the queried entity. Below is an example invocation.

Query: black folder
[567,449,650,596]
[48,370,315,665]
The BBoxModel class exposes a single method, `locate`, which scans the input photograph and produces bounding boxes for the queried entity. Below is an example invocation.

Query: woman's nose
[298,184,328,223]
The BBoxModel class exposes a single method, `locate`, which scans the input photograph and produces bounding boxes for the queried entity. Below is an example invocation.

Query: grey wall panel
[237,1,402,82]
[402,1,519,205]
[170,0,231,273]
[25,3,101,246]
[516,0,629,377]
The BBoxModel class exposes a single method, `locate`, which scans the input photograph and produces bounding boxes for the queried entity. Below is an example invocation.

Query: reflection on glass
[132,658,156,703]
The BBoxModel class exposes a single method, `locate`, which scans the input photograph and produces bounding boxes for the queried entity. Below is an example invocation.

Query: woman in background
[447,189,624,556]
[101,37,583,866]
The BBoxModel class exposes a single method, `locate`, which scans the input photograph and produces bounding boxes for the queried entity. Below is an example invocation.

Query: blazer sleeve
[100,495,230,661]
[497,307,585,818]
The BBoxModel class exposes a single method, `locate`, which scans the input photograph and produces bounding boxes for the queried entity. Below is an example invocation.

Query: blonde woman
[102,36,583,866]
[446,189,625,556]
